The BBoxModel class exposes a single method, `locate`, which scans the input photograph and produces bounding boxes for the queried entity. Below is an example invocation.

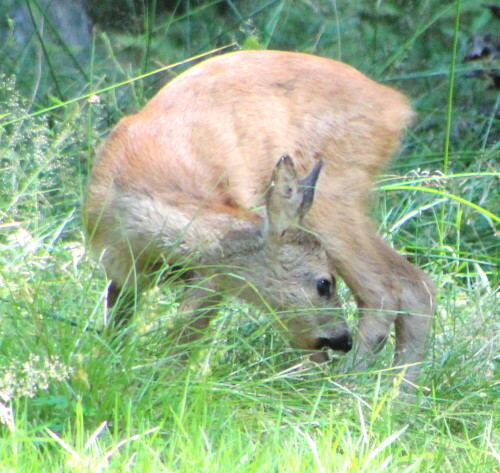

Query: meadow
[0,1,498,471]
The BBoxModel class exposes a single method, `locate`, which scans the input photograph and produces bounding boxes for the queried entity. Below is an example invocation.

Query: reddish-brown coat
[85,51,435,386]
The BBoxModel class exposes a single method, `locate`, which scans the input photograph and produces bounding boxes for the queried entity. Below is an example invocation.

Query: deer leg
[342,238,434,385]
[322,230,402,365]
[101,247,148,335]
[106,280,138,331]
[348,269,401,370]
[172,275,223,350]
[394,311,433,386]
[369,235,435,385]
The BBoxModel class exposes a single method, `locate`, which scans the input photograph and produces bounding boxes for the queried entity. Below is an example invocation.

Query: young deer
[85,50,435,385]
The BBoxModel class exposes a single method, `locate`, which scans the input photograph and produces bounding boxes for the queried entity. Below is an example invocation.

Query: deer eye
[316,278,331,298]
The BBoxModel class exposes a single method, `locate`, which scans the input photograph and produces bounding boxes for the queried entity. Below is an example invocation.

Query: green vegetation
[0,1,498,471]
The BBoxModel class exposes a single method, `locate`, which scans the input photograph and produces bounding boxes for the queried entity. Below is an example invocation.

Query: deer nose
[315,333,353,353]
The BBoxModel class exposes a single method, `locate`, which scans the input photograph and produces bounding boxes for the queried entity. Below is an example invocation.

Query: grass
[0,0,498,471]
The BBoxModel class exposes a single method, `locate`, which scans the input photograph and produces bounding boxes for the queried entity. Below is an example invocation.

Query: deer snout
[315,332,353,353]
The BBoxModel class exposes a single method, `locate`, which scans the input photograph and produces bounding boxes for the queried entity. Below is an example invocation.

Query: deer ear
[265,155,322,237]
[299,159,323,218]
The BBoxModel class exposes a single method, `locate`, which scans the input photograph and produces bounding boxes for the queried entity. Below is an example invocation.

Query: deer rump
[85,50,435,386]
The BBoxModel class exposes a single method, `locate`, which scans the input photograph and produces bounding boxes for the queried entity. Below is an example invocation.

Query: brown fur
[84,50,435,385]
